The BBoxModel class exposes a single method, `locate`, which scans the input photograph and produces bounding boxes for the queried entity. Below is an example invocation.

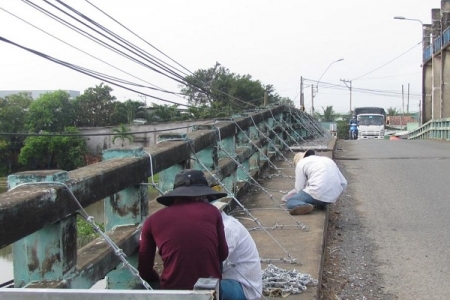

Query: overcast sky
[0,0,437,114]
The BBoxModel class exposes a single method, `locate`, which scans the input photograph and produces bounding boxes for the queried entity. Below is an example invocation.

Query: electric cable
[0,6,184,97]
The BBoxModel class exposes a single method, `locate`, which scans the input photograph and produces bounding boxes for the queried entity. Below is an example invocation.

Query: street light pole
[312,58,344,114]
[393,16,423,26]
[393,16,427,125]
[316,58,344,93]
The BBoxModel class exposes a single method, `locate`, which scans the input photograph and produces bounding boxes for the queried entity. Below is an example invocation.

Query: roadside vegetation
[0,63,294,178]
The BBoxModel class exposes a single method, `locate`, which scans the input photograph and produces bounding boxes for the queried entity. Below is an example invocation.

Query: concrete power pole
[340,79,352,114]
[300,76,304,110]
[407,83,410,113]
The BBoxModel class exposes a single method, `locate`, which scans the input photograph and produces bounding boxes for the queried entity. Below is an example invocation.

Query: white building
[0,90,80,99]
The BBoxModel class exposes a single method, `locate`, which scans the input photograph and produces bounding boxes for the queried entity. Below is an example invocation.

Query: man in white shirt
[213,202,262,300]
[284,149,347,215]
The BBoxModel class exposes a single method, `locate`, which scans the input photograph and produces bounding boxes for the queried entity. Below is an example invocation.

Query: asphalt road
[335,139,450,299]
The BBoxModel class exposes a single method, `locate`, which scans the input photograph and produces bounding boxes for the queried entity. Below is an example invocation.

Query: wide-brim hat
[156,169,227,206]
[293,149,315,165]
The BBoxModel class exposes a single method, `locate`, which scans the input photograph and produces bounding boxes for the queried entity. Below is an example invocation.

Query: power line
[0,7,183,97]
[11,1,266,111]
[303,78,422,98]
[84,0,193,76]
[21,0,254,110]
[0,35,193,107]
[351,41,421,81]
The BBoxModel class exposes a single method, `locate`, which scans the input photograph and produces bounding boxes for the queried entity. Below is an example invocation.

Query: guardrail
[0,105,327,298]
[408,118,450,140]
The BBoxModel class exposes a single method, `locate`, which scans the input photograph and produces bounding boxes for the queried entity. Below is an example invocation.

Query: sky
[0,0,437,114]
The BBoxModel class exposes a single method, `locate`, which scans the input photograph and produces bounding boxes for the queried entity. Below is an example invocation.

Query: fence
[0,105,327,299]
[408,117,450,141]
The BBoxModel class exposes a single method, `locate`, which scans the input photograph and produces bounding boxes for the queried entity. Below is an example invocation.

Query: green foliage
[26,90,74,133]
[387,107,399,116]
[321,106,336,122]
[110,100,147,125]
[336,120,350,139]
[19,127,87,170]
[0,140,8,176]
[112,124,134,147]
[180,62,292,113]
[18,135,52,169]
[73,83,116,127]
[0,92,33,174]
[0,92,32,133]
[77,216,105,238]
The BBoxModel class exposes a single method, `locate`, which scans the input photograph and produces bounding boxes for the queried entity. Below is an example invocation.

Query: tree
[0,92,33,174]
[0,139,9,175]
[73,83,116,127]
[19,127,87,170]
[112,124,134,147]
[387,107,399,116]
[110,100,148,125]
[180,62,288,113]
[149,104,185,122]
[26,90,74,133]
[321,106,336,122]
[277,97,294,106]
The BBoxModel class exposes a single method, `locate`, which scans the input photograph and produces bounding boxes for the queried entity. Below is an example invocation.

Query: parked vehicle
[354,107,386,139]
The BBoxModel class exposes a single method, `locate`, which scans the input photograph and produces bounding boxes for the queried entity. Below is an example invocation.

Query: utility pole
[264,91,268,106]
[300,76,304,110]
[311,85,316,115]
[407,83,410,114]
[401,85,404,130]
[340,79,352,114]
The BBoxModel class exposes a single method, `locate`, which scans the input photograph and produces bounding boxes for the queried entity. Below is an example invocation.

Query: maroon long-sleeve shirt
[138,200,228,290]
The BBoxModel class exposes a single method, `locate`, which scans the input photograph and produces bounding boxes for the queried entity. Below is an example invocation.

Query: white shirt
[295,155,347,203]
[221,211,262,300]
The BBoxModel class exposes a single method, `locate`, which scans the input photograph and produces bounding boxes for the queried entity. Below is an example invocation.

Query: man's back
[139,201,228,289]
[221,212,262,300]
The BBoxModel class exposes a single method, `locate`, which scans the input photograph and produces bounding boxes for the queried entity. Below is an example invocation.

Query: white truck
[354,107,386,139]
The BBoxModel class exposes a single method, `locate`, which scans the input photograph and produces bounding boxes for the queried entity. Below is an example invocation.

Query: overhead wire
[52,0,193,81]
[0,7,183,97]
[46,0,253,110]
[9,1,267,114]
[23,0,190,87]
[0,36,193,107]
[38,0,261,110]
[351,41,422,81]
[303,78,422,98]
[84,0,193,75]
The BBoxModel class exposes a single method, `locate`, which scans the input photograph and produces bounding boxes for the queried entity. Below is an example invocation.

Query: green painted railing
[0,105,327,298]
[408,118,450,141]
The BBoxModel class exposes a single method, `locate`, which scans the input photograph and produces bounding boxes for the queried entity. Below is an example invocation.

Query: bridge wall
[0,106,327,293]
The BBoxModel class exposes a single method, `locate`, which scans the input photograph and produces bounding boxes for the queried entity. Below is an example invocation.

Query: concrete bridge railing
[408,117,450,141]
[0,105,328,297]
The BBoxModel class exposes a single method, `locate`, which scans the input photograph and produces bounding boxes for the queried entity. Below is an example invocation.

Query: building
[421,1,450,123]
[0,90,80,99]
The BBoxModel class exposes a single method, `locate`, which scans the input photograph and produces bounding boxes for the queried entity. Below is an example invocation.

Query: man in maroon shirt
[138,169,229,290]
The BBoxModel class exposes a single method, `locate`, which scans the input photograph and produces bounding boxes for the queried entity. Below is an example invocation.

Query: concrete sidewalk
[233,138,336,299]
[148,138,336,299]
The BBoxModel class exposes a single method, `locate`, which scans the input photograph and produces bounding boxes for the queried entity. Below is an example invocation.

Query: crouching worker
[212,201,263,300]
[138,169,229,290]
[283,150,347,215]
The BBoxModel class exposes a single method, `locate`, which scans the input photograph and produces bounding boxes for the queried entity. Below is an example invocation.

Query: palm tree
[387,107,399,116]
[112,124,134,147]
[321,106,336,122]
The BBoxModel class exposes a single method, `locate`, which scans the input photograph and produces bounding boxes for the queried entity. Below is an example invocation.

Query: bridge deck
[1,141,333,300]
